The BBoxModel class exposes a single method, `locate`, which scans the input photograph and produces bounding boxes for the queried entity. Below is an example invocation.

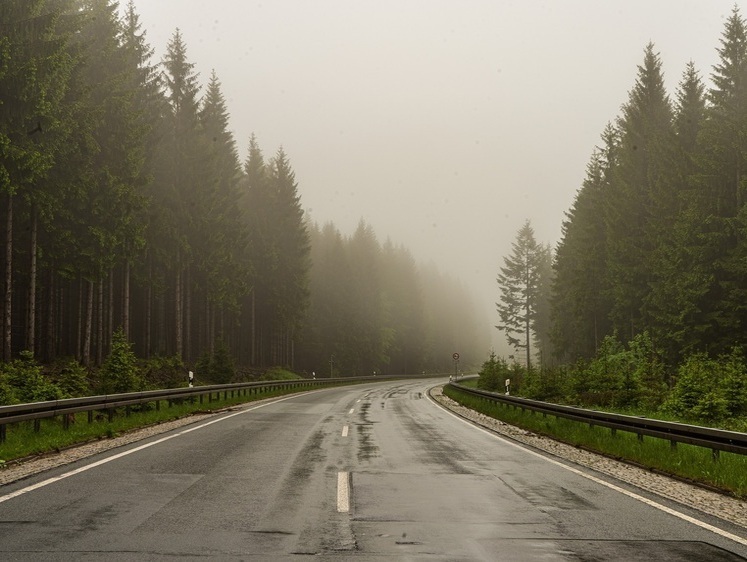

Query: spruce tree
[604,43,673,341]
[496,220,547,369]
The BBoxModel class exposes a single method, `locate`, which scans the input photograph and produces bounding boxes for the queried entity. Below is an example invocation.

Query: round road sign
[452,352,460,361]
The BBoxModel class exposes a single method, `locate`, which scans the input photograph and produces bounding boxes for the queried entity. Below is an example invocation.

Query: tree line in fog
[552,7,747,368]
[0,0,486,384]
[492,8,747,419]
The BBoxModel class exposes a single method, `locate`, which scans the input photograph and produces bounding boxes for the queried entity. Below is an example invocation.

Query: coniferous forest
[0,0,487,402]
[491,7,747,424]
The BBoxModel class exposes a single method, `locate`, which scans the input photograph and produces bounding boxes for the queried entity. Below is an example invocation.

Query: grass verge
[444,385,747,498]
[0,385,318,465]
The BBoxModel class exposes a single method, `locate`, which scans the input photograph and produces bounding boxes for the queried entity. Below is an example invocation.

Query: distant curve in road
[0,378,745,560]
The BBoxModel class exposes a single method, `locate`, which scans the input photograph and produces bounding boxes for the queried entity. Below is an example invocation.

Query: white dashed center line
[337,472,350,512]
[342,425,349,437]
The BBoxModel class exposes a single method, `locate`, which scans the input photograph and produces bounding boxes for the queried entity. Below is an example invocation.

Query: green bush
[476,353,510,392]
[662,348,747,422]
[211,339,235,384]
[141,355,186,389]
[1,351,63,404]
[193,339,236,384]
[100,328,143,394]
[49,358,91,398]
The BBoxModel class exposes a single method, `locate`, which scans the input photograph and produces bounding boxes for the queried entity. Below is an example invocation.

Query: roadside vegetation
[0,383,314,465]
[444,383,747,498]
[476,332,747,432]
[0,330,314,463]
[444,341,747,497]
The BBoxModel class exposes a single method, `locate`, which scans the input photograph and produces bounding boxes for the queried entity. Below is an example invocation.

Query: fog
[124,0,732,354]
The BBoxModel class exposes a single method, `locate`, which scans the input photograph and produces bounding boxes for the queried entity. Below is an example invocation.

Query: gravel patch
[429,385,747,532]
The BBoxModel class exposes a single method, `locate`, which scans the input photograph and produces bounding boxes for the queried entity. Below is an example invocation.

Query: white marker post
[505,378,510,395]
[188,371,194,388]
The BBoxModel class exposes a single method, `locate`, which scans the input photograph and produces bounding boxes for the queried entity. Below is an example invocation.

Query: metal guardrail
[0,374,441,443]
[447,382,747,457]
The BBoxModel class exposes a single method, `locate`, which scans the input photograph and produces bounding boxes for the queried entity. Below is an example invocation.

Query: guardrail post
[670,440,676,450]
[108,409,114,422]
[155,400,160,411]
[88,411,93,424]
[34,419,41,433]
[63,413,73,430]
[637,433,643,443]
[712,449,720,461]
[0,423,5,443]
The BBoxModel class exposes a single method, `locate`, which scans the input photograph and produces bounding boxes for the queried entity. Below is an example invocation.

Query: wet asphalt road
[0,378,745,560]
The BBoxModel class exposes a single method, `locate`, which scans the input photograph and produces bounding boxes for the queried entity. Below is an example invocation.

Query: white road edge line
[428,391,747,548]
[348,408,355,414]
[342,425,349,437]
[337,471,350,512]
[0,393,303,505]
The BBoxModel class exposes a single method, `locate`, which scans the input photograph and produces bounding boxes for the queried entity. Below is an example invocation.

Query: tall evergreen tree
[644,62,710,363]
[157,28,202,360]
[120,0,165,347]
[551,131,616,362]
[0,0,77,360]
[196,71,248,354]
[497,220,547,369]
[604,43,673,340]
[66,0,147,365]
[696,6,747,355]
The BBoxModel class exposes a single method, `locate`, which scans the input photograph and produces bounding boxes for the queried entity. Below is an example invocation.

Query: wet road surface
[0,378,745,560]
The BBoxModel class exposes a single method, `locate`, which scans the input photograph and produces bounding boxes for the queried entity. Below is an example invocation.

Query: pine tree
[604,43,674,341]
[0,0,77,360]
[157,28,202,360]
[698,7,747,354]
[196,71,248,354]
[551,138,615,362]
[496,220,547,369]
[644,62,710,363]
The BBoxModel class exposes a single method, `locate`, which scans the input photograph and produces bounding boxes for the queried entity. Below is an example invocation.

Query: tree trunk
[175,266,183,359]
[251,289,256,366]
[76,277,83,361]
[145,261,152,358]
[26,204,37,355]
[107,269,114,351]
[4,192,13,361]
[185,266,191,362]
[45,267,56,362]
[82,279,94,367]
[96,277,104,366]
[123,259,130,339]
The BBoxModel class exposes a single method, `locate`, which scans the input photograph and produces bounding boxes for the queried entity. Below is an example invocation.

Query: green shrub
[49,358,91,398]
[100,328,143,394]
[193,339,236,384]
[719,348,747,417]
[476,353,510,392]
[211,339,235,384]
[141,355,186,389]
[1,351,63,403]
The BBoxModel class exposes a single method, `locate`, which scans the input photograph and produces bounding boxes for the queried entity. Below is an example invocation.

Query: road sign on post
[452,352,460,380]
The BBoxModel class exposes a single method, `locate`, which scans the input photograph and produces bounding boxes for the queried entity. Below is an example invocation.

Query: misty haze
[1,1,747,560]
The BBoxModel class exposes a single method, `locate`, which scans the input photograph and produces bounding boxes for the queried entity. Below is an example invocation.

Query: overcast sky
[123,0,735,354]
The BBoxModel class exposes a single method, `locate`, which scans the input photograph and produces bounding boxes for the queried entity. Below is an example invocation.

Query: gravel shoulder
[2,386,745,535]
[429,385,747,532]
